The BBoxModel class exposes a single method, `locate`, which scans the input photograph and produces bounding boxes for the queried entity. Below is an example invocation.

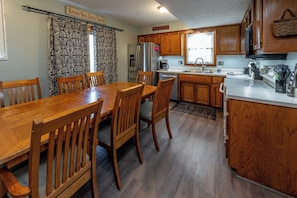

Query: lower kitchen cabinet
[210,77,224,108]
[195,84,210,105]
[180,82,195,103]
[178,74,222,108]
[227,99,297,197]
[180,82,210,105]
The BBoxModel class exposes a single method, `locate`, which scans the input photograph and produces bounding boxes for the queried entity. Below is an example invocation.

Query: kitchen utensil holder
[276,80,287,93]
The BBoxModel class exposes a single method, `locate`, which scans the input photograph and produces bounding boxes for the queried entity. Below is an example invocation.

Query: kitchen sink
[182,69,214,73]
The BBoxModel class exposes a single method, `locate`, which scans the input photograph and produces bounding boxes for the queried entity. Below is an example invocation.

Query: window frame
[183,28,217,66]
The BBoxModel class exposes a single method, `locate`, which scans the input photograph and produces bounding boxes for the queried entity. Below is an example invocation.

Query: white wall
[0,0,138,97]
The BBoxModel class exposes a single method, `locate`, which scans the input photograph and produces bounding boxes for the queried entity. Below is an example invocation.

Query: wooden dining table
[0,82,156,169]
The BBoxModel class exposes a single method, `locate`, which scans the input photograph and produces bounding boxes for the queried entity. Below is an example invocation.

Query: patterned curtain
[48,16,89,96]
[94,26,118,83]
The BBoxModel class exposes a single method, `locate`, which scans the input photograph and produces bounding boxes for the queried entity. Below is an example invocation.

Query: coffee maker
[160,59,169,70]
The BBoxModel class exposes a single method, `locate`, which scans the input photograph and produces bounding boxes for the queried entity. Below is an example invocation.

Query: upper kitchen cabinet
[216,24,241,55]
[253,0,297,53]
[138,34,160,45]
[160,32,182,56]
[241,3,254,54]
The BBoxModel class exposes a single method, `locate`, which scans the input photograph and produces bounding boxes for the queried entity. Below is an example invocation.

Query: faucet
[195,57,206,71]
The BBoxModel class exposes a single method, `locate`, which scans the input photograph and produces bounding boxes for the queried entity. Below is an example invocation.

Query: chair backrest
[85,71,106,88]
[0,77,42,108]
[29,98,103,197]
[111,84,144,148]
[136,71,153,85]
[57,75,85,94]
[152,78,175,120]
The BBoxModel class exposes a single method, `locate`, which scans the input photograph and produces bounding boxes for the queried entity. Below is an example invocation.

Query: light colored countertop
[158,67,297,108]
[225,78,297,108]
[157,67,229,77]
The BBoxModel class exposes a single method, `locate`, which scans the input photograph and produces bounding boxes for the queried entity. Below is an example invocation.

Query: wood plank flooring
[73,102,290,198]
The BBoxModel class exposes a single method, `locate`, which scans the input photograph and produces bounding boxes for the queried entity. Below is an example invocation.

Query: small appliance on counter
[248,61,263,80]
[274,64,291,93]
[159,59,169,70]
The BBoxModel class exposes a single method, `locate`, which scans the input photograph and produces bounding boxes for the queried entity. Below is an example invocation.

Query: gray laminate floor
[73,102,291,198]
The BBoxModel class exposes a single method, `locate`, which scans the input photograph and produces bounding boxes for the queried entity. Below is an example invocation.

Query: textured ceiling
[58,0,251,28]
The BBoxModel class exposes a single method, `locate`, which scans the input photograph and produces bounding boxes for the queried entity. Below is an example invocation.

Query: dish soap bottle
[217,65,222,73]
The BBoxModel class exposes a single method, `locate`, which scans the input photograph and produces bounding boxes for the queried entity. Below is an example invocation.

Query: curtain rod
[22,5,124,32]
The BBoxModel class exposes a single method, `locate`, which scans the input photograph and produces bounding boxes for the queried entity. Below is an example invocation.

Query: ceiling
[58,0,251,28]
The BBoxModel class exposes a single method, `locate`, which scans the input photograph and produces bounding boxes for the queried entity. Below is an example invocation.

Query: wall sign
[65,5,106,24]
[152,25,169,31]
[0,0,7,60]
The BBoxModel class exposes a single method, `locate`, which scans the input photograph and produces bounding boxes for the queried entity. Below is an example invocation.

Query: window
[89,33,95,72]
[185,31,215,65]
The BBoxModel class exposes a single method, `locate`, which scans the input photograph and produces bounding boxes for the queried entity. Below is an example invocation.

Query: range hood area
[247,53,287,60]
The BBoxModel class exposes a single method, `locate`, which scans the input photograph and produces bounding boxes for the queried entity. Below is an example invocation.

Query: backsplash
[161,52,297,71]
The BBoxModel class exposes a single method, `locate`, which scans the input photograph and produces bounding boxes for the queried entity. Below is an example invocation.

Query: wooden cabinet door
[195,84,210,105]
[259,0,297,53]
[240,20,246,55]
[138,34,161,44]
[210,84,223,108]
[216,24,241,55]
[253,0,262,50]
[228,99,297,197]
[180,82,195,103]
[160,32,181,55]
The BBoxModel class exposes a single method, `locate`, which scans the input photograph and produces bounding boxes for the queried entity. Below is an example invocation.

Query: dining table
[0,81,156,169]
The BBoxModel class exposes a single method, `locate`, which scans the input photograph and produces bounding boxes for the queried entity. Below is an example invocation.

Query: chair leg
[0,180,8,198]
[135,135,143,164]
[90,154,99,198]
[112,149,122,190]
[151,123,160,152]
[165,115,173,139]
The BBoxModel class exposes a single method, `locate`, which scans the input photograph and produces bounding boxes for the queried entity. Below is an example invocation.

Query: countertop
[225,78,297,108]
[158,67,297,108]
[157,67,229,77]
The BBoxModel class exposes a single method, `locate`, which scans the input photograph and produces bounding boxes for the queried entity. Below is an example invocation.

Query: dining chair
[0,77,42,108]
[85,71,106,88]
[136,71,153,85]
[57,75,86,94]
[97,84,144,190]
[139,78,175,152]
[0,98,103,198]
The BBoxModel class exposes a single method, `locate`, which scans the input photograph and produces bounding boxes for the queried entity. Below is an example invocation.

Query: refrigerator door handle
[135,43,140,70]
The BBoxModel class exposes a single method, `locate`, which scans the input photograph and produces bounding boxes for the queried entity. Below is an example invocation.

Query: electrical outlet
[218,61,224,65]
[178,61,183,65]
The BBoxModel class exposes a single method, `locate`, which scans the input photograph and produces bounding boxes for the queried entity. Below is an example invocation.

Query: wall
[0,0,138,97]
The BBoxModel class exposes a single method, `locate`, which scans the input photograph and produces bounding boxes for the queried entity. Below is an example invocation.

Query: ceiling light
[158,5,168,14]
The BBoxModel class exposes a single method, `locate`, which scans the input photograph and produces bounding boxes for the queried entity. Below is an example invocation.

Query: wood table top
[0,82,156,167]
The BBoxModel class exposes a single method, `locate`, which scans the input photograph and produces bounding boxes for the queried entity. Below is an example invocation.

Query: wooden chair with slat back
[97,84,144,190]
[136,71,153,85]
[57,75,86,94]
[0,98,103,198]
[85,71,106,88]
[139,78,175,151]
[0,77,42,108]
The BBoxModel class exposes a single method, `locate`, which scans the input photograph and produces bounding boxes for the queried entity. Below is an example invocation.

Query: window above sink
[184,29,216,66]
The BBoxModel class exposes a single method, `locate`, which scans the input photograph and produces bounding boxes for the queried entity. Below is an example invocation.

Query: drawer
[212,77,224,84]
[179,74,211,83]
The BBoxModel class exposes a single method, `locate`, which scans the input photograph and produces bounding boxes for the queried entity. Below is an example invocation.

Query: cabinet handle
[219,83,224,93]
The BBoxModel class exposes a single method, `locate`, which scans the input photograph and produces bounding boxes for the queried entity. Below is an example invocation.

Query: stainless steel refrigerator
[128,42,160,85]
